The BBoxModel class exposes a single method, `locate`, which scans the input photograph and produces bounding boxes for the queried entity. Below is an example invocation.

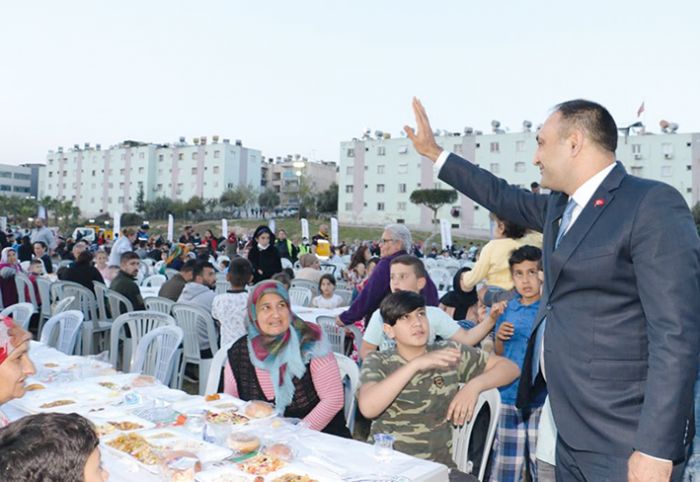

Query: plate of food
[140,428,232,464]
[88,413,155,437]
[104,432,163,471]
[236,453,287,476]
[206,410,250,426]
[172,393,240,413]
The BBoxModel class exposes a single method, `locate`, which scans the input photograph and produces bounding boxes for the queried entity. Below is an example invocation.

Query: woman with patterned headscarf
[0,248,23,307]
[223,281,350,437]
[165,243,189,271]
[0,317,35,427]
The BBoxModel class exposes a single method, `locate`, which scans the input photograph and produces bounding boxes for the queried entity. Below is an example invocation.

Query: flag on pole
[222,218,228,237]
[301,218,309,240]
[268,218,276,235]
[440,219,452,250]
[113,211,121,239]
[637,101,645,118]
[167,214,174,242]
[37,206,47,220]
[330,217,339,246]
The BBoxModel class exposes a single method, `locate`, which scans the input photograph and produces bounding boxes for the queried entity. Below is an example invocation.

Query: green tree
[135,184,146,214]
[316,183,338,214]
[185,196,205,218]
[258,188,280,215]
[409,189,458,224]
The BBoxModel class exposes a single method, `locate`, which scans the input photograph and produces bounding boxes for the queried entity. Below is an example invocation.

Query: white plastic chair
[131,325,184,385]
[280,258,293,270]
[53,296,76,315]
[106,290,134,319]
[39,310,84,355]
[428,268,452,291]
[92,281,110,321]
[109,311,176,372]
[451,388,502,480]
[154,260,166,274]
[333,353,359,435]
[63,283,111,355]
[164,268,179,280]
[289,287,312,307]
[290,278,318,296]
[0,303,35,331]
[35,277,53,329]
[320,264,337,276]
[171,304,220,395]
[334,289,353,306]
[20,261,31,272]
[204,341,234,395]
[317,316,346,354]
[144,296,175,315]
[14,273,39,311]
[215,280,230,295]
[142,274,167,288]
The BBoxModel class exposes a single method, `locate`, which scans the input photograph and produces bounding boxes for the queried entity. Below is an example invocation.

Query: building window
[399,146,409,155]
[377,146,386,156]
[661,166,672,177]
[345,202,353,211]
[631,166,643,176]
[397,202,407,211]
[454,144,463,154]
[662,143,674,159]
[191,152,197,160]
[398,163,408,174]
[490,142,500,153]
[347,148,355,158]
[377,184,385,193]
[377,165,385,174]
[214,150,220,159]
[158,154,164,161]
[139,152,145,159]
[191,167,197,175]
[516,140,526,152]
[398,183,407,193]
[490,163,500,174]
[631,144,641,154]
[346,166,353,175]
[178,153,184,160]
[377,202,385,211]
[213,166,220,174]
[48,172,53,178]
[515,162,526,173]
[345,185,354,193]
[138,167,144,174]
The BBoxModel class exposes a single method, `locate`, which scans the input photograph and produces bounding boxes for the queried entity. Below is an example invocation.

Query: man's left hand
[627,451,672,482]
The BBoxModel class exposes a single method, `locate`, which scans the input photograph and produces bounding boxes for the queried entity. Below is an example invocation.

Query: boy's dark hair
[390,254,428,280]
[29,259,42,266]
[380,290,426,326]
[318,273,336,290]
[367,256,380,267]
[492,214,527,240]
[0,412,99,482]
[33,241,47,250]
[181,259,198,273]
[509,245,543,270]
[228,257,253,287]
[75,250,93,265]
[271,271,291,289]
[120,251,141,264]
[193,261,215,279]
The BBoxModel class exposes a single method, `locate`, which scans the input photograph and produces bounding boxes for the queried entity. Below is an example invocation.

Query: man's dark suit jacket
[439,153,699,461]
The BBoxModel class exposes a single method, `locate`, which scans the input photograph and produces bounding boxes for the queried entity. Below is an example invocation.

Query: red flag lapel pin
[594,198,605,208]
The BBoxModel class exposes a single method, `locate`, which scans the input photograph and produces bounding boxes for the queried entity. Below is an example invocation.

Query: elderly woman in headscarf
[223,281,350,437]
[0,317,35,427]
[0,248,23,307]
[247,226,283,283]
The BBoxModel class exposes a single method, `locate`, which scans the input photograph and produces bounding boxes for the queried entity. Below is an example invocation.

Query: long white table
[5,341,449,482]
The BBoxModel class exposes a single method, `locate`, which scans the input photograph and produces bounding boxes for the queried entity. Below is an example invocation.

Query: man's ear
[383,324,395,340]
[569,128,585,157]
[417,276,427,291]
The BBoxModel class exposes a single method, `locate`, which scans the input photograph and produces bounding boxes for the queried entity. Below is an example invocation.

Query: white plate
[172,393,240,413]
[87,413,155,437]
[140,428,232,464]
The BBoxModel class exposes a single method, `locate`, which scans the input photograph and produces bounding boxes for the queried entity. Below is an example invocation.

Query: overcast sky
[1,1,698,166]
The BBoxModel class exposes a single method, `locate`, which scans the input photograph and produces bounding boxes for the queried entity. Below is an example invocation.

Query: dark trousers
[555,436,687,482]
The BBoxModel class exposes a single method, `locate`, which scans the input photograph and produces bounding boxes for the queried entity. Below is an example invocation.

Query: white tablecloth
[5,342,449,482]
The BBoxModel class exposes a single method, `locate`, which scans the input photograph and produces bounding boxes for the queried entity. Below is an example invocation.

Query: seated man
[358,290,520,470]
[109,251,145,310]
[177,261,217,355]
[359,255,500,360]
[158,259,197,301]
[295,253,323,285]
[0,412,109,482]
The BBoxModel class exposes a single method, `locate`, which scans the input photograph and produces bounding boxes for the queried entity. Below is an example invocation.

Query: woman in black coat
[60,250,104,293]
[247,225,282,283]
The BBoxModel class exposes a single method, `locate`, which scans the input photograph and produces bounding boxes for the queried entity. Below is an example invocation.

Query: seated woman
[224,280,350,438]
[0,316,35,427]
[0,248,23,307]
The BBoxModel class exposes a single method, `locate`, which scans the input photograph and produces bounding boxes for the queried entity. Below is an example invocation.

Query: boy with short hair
[490,245,545,482]
[212,257,254,345]
[359,255,501,360]
[0,412,109,482]
[358,290,520,470]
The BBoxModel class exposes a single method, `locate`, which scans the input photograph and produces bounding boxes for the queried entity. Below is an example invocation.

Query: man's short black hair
[390,254,428,280]
[555,99,618,153]
[120,251,141,264]
[530,181,540,189]
[380,290,426,326]
[0,412,99,482]
[181,259,198,273]
[509,245,543,270]
[228,257,253,287]
[193,260,215,279]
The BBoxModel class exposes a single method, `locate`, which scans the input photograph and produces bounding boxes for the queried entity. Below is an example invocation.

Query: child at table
[212,257,254,345]
[312,274,343,309]
[0,412,109,482]
[357,290,519,470]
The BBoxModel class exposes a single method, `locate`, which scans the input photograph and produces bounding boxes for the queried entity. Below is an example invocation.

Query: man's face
[533,112,576,192]
[320,224,328,235]
[277,230,286,240]
[383,306,429,348]
[379,230,402,258]
[390,263,426,293]
[121,258,141,277]
[72,242,87,258]
[34,218,43,228]
[511,259,542,303]
[197,267,216,288]
[181,269,194,282]
[33,243,44,257]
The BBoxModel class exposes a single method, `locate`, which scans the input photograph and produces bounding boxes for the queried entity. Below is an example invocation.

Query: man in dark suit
[405,97,700,481]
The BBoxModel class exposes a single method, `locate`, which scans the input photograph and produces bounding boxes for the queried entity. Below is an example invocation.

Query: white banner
[0,216,6,233]
[222,218,228,238]
[113,211,121,239]
[301,218,309,240]
[268,218,276,235]
[37,206,47,220]
[440,219,452,250]
[330,217,339,246]
[167,214,174,243]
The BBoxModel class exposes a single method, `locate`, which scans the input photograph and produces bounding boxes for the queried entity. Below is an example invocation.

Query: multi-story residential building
[0,163,45,199]
[43,137,261,216]
[338,127,700,239]
[261,157,337,208]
